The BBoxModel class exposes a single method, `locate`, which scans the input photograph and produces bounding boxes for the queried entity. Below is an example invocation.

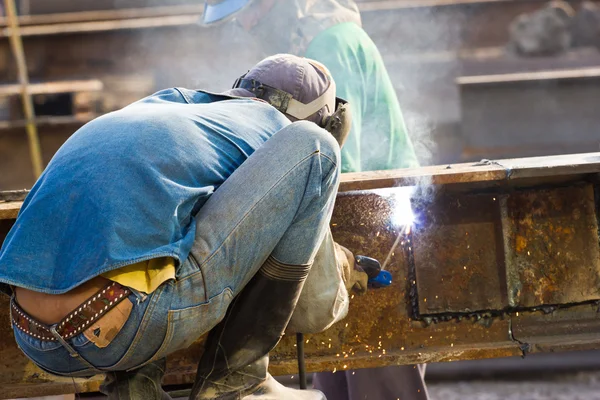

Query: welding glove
[335,242,368,294]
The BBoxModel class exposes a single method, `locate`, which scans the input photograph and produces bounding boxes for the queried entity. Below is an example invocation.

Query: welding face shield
[232,59,352,148]
[201,0,256,26]
[200,0,296,53]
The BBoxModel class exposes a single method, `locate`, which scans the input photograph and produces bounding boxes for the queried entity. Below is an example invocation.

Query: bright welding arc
[380,186,416,270]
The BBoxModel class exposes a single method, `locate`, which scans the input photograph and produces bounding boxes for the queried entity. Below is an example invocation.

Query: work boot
[100,358,172,400]
[194,355,323,399]
[190,256,325,400]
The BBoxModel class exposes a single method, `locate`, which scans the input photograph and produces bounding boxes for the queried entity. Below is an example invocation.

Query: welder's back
[0,88,290,294]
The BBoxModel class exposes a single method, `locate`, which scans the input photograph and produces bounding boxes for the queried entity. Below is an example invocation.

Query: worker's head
[201,0,361,54]
[223,54,351,146]
[201,0,274,29]
[201,0,290,52]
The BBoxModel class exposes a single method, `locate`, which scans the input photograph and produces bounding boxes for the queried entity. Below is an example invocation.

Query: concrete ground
[14,372,600,400]
[428,371,600,400]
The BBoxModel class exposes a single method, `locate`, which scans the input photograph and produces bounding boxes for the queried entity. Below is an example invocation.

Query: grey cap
[224,53,335,123]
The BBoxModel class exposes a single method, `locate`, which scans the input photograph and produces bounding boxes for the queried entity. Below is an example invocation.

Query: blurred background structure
[2,1,600,399]
[2,0,600,189]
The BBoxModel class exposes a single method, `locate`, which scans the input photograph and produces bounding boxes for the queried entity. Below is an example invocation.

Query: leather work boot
[194,355,324,399]
[190,256,325,400]
[100,358,172,400]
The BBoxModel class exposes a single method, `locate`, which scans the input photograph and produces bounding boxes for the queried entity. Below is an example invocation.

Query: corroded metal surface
[413,192,505,314]
[1,154,600,397]
[411,182,600,315]
[339,152,600,192]
[512,304,600,348]
[0,189,28,202]
[504,184,600,308]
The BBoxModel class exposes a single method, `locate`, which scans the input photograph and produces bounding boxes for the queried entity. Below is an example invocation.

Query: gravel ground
[428,371,600,400]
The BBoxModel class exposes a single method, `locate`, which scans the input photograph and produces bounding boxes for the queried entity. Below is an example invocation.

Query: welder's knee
[287,120,341,166]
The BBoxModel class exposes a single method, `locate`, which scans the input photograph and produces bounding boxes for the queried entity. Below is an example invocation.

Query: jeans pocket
[81,298,133,349]
[136,287,233,369]
[103,289,169,372]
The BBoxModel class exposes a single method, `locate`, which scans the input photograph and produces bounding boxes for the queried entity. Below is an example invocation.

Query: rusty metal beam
[1,152,600,398]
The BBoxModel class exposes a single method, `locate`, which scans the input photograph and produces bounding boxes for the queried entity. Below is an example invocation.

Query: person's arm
[360,42,420,171]
[287,228,367,333]
[305,22,419,172]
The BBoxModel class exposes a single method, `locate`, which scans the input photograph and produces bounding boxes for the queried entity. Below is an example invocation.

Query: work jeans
[13,122,340,384]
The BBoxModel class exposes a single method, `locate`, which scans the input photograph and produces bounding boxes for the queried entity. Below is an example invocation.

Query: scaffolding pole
[4,0,43,178]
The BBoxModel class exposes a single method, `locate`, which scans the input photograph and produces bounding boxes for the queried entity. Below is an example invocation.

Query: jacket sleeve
[305,22,420,173]
[287,228,349,333]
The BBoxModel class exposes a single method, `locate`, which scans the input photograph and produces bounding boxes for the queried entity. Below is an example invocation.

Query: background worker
[202,0,419,173]
[0,54,369,400]
[202,1,428,399]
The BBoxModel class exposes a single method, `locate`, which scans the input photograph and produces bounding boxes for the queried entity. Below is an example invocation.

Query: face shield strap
[233,73,351,147]
[233,75,336,120]
[234,77,294,115]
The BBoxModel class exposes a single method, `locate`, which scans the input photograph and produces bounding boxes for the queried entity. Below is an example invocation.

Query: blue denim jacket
[0,88,290,294]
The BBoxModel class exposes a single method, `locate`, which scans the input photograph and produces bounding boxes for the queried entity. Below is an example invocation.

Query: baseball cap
[226,54,337,124]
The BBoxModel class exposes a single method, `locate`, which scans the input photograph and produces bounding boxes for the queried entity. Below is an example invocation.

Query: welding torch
[355,255,392,288]
[296,255,391,389]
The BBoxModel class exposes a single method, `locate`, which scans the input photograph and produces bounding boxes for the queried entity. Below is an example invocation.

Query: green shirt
[305,22,419,173]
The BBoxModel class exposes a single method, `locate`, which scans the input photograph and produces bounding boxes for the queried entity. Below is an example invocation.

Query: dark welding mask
[232,59,352,148]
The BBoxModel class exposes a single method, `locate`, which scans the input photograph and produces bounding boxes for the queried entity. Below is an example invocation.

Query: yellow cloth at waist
[101,257,176,294]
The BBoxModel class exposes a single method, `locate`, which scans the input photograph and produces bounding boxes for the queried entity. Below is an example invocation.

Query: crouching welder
[0,54,372,399]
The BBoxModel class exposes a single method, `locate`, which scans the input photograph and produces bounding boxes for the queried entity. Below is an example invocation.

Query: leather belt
[11,281,131,341]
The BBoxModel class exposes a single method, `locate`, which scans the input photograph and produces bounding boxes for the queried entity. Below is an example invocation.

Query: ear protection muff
[323,97,352,148]
[232,59,352,147]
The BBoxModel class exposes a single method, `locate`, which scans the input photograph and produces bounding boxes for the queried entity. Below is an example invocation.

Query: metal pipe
[4,0,43,178]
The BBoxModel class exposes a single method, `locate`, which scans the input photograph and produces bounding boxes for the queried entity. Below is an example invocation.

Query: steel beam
[1,153,600,398]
